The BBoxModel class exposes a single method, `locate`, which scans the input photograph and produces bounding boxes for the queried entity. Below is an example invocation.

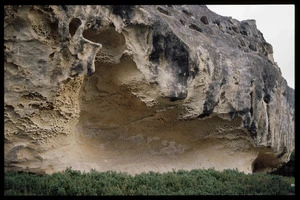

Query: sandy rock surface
[4,5,294,175]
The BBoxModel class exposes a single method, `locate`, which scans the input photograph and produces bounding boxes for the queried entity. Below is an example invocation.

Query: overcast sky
[207,5,295,89]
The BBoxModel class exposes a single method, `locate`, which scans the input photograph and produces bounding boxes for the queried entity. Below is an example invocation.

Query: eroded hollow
[252,150,285,173]
[77,56,151,129]
[75,59,259,175]
[83,26,126,56]
[28,7,59,45]
[71,26,260,175]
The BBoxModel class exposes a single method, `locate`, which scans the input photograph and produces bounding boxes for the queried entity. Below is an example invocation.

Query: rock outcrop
[4,5,294,175]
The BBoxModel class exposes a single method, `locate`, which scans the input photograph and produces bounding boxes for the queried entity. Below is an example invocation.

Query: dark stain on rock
[182,9,192,17]
[202,82,219,115]
[229,108,250,119]
[239,38,246,47]
[111,5,134,20]
[249,43,257,52]
[248,121,257,138]
[231,26,239,33]
[149,26,198,100]
[71,63,84,75]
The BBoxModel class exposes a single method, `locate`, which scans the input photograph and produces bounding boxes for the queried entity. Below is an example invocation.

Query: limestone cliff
[4,5,294,175]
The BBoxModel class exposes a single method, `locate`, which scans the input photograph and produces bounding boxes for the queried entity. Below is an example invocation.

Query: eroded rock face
[4,5,294,175]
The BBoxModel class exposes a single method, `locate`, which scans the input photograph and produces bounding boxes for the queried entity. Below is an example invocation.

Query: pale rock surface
[4,5,294,175]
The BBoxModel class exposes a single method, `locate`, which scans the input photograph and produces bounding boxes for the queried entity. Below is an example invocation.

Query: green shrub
[4,168,295,196]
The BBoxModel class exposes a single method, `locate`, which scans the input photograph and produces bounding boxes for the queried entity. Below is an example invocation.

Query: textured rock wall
[4,5,294,175]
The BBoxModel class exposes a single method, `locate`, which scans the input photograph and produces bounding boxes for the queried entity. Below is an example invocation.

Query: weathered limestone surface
[4,5,294,175]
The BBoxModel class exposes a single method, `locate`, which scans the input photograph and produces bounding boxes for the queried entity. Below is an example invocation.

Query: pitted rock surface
[4,5,294,175]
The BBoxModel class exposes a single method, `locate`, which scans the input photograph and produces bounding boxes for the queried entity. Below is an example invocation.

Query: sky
[206,5,295,89]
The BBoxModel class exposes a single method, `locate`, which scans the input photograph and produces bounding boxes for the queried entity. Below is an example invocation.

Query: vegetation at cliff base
[4,168,295,196]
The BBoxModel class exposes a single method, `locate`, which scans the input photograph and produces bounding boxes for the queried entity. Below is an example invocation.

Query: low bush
[4,167,295,196]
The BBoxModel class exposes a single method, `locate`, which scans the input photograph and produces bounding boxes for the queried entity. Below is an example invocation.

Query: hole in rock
[49,52,55,59]
[263,93,271,104]
[249,44,257,52]
[157,7,171,16]
[200,16,208,25]
[189,24,202,33]
[82,26,126,56]
[5,105,15,111]
[69,18,82,37]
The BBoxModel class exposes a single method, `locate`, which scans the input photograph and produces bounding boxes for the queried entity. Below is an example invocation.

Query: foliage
[4,167,295,196]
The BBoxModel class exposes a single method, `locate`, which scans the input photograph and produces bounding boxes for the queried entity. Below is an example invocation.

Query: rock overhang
[4,5,294,175]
